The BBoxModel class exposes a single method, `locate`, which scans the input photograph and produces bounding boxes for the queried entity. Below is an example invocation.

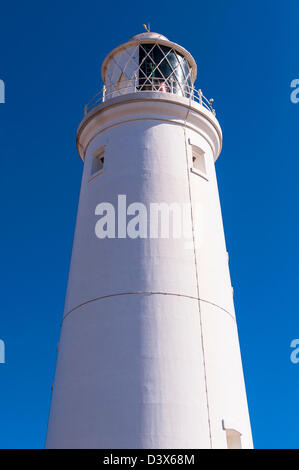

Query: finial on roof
[142,23,151,32]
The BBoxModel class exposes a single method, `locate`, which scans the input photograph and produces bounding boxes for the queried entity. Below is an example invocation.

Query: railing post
[170,77,174,94]
[190,85,194,100]
[103,85,106,102]
[198,89,203,105]
[133,73,137,92]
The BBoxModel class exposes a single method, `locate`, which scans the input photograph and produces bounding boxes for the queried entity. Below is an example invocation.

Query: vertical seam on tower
[183,102,213,448]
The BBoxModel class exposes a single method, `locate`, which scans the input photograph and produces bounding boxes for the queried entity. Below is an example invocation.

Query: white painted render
[46,34,253,449]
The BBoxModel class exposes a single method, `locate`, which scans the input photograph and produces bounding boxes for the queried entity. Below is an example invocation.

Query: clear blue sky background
[0,0,298,449]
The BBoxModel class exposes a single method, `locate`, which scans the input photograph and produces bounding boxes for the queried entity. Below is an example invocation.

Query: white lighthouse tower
[46,31,253,449]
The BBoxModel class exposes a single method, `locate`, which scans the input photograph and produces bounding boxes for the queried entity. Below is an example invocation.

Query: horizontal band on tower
[62,290,236,323]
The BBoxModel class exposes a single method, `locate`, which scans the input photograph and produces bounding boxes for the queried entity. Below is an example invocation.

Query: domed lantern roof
[129,32,169,41]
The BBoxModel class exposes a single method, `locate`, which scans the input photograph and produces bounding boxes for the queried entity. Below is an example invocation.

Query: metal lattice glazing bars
[138,44,193,96]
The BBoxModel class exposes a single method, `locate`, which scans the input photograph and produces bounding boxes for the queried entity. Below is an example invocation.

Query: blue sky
[0,0,298,449]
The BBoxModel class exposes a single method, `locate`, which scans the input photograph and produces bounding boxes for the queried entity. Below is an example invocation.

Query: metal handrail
[84,78,216,116]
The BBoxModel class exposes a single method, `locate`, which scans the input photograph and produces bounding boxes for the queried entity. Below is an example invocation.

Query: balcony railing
[84,78,216,116]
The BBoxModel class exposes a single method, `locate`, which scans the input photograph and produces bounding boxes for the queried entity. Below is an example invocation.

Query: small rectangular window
[91,146,105,175]
[192,145,206,175]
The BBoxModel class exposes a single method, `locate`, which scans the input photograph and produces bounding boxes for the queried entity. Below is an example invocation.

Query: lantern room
[101,32,197,100]
[84,32,215,116]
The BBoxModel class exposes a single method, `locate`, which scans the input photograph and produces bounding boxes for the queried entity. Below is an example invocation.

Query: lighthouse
[46,31,253,449]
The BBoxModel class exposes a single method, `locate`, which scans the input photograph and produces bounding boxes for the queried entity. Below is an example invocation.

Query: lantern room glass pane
[138,44,192,96]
